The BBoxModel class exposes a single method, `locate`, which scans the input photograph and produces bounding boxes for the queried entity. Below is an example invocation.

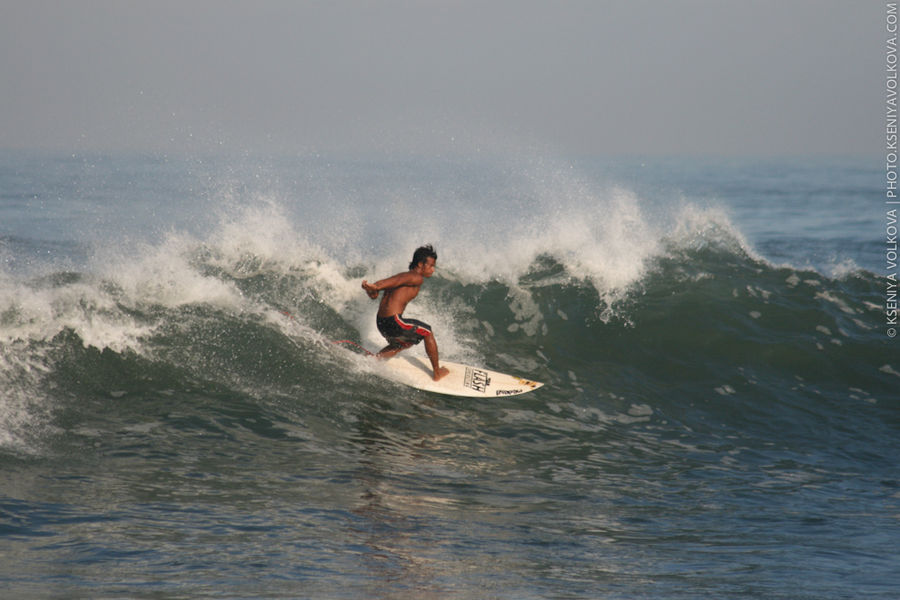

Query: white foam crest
[198,198,374,315]
[316,156,772,335]
[440,182,660,295]
[173,198,389,353]
[0,277,146,453]
[204,197,322,276]
[0,226,253,353]
[105,230,244,311]
[0,276,150,352]
[331,161,669,329]
[667,202,758,259]
[539,186,659,291]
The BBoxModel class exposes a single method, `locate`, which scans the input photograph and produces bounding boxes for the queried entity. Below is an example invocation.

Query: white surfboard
[377,354,543,398]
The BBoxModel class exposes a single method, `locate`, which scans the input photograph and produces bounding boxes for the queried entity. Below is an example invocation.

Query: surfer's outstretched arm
[363,272,422,297]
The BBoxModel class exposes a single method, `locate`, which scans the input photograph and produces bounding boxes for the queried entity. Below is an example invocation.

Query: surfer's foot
[433,366,450,381]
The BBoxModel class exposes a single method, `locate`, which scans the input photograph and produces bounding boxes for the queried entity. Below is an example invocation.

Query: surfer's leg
[376,341,412,359]
[424,334,450,381]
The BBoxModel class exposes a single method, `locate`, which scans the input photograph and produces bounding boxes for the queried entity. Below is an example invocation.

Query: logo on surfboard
[464,367,491,393]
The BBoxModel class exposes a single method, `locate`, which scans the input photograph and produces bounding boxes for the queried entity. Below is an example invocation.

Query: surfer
[362,244,450,381]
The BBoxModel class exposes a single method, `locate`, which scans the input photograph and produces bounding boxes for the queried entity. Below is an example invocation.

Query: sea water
[0,150,897,598]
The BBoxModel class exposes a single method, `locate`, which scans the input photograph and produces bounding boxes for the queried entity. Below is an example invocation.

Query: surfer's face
[417,257,436,278]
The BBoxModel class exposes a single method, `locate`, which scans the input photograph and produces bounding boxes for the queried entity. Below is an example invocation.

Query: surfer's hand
[362,280,379,299]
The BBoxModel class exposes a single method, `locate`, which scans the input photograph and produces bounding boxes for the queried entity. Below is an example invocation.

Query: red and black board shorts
[376,315,432,347]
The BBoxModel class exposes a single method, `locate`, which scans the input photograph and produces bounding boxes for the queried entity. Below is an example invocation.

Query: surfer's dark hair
[409,244,437,270]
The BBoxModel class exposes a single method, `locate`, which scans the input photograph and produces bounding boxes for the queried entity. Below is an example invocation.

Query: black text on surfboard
[464,367,491,393]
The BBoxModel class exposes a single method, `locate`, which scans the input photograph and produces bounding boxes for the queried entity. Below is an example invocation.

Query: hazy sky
[0,0,884,157]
